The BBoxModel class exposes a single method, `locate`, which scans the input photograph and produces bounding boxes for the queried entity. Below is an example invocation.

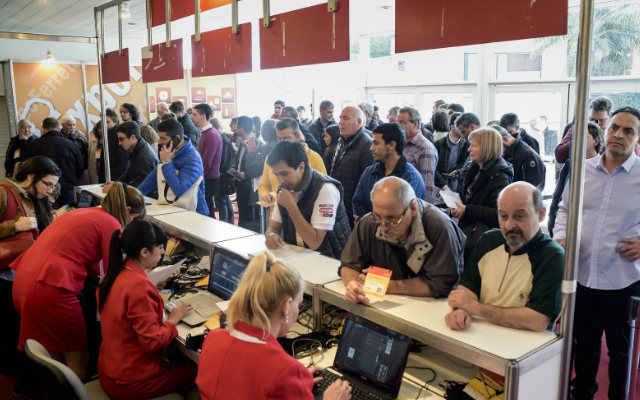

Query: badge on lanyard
[95,148,102,159]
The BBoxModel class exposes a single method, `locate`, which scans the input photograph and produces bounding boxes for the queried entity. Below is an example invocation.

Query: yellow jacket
[258,143,327,204]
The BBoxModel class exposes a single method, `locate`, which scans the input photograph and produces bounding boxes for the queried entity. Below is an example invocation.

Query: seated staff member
[11,183,146,381]
[137,118,209,215]
[265,141,351,259]
[97,219,195,400]
[258,118,326,209]
[115,121,158,187]
[445,182,564,332]
[352,123,426,220]
[341,177,465,304]
[197,251,351,400]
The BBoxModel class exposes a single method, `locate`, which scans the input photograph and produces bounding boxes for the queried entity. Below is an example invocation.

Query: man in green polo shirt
[445,181,564,332]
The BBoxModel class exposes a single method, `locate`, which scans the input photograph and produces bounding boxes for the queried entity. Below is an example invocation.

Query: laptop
[313,315,411,400]
[76,190,95,208]
[165,247,249,326]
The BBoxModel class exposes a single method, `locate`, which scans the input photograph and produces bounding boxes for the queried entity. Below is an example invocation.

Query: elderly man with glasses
[339,176,465,304]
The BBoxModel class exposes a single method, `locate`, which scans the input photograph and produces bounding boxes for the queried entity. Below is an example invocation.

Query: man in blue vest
[264,141,351,259]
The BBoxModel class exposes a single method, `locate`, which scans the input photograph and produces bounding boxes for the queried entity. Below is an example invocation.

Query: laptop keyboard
[166,292,219,318]
[315,370,384,400]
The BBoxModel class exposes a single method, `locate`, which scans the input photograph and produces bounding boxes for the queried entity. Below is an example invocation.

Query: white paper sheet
[147,257,187,285]
[440,189,463,209]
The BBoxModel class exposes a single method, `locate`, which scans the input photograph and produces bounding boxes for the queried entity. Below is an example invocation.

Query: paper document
[440,189,463,209]
[147,257,187,285]
[216,300,230,313]
[250,244,319,262]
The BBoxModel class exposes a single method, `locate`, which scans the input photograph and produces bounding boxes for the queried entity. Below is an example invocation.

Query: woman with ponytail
[97,219,195,400]
[196,252,352,400]
[11,182,146,381]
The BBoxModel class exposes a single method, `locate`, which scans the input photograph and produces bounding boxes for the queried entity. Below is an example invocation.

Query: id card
[363,266,392,298]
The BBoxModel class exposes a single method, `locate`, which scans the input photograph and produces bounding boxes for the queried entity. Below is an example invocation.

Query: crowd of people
[1,95,639,400]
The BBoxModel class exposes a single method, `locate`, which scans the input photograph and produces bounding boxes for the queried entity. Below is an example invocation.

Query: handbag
[156,166,202,212]
[462,221,489,256]
[0,184,38,270]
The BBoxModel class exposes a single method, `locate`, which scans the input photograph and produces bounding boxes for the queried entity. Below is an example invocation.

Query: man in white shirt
[265,141,351,259]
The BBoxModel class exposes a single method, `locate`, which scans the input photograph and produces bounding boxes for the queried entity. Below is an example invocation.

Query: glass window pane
[369,93,415,123]
[421,93,474,120]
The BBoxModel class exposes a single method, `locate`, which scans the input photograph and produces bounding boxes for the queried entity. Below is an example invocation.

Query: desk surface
[215,236,341,288]
[323,280,559,363]
[155,211,258,245]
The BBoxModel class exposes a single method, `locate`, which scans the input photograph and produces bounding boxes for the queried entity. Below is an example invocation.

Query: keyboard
[315,370,384,400]
[165,292,219,318]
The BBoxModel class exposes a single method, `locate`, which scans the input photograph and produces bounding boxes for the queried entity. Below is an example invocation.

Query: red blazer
[197,321,314,400]
[12,208,121,296]
[98,259,177,382]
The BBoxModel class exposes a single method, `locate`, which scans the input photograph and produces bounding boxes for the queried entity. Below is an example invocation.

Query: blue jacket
[138,138,209,215]
[352,154,426,218]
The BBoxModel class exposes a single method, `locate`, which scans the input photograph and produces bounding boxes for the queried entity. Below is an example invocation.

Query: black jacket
[178,114,201,148]
[25,130,84,190]
[547,160,570,237]
[5,135,36,177]
[245,141,276,180]
[279,168,351,259]
[503,134,546,190]
[106,126,129,180]
[308,117,335,155]
[117,138,158,187]
[458,157,513,231]
[433,136,469,188]
[519,128,540,155]
[64,131,89,170]
[329,127,375,225]
[298,121,322,155]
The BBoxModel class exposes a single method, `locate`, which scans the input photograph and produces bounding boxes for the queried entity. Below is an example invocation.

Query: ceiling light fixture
[42,50,55,65]
[120,1,131,19]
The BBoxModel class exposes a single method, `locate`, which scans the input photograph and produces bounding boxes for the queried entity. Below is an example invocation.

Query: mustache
[505,229,523,236]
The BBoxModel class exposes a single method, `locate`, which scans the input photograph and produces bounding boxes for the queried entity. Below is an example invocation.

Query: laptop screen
[208,248,249,300]
[333,315,411,394]
[77,191,94,208]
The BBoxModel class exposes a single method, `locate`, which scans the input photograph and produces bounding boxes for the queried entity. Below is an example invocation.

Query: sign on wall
[191,23,252,77]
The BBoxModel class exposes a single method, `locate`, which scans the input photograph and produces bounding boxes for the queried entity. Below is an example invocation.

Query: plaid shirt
[404,133,438,203]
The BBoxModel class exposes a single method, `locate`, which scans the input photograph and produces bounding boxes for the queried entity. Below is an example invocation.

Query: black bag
[462,221,489,258]
[218,133,236,196]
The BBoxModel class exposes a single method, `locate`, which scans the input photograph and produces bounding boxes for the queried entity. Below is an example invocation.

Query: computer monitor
[208,248,249,300]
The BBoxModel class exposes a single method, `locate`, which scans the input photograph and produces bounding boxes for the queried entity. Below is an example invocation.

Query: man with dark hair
[271,100,285,119]
[264,141,350,259]
[341,177,465,303]
[434,111,469,191]
[232,116,256,228]
[115,121,158,187]
[352,123,426,219]
[169,100,200,147]
[258,118,326,209]
[25,117,83,207]
[193,103,223,219]
[555,96,614,163]
[104,108,129,180]
[447,103,465,114]
[556,106,640,400]
[296,105,311,127]
[445,182,563,331]
[494,125,546,189]
[454,112,481,139]
[138,118,208,215]
[330,106,375,227]
[398,107,438,203]
[308,100,335,154]
[499,112,540,154]
[279,106,322,154]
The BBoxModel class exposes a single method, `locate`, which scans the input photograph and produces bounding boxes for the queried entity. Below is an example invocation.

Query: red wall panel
[395,0,568,53]
[260,0,350,70]
[100,48,130,84]
[149,0,233,27]
[141,39,184,83]
[191,23,252,77]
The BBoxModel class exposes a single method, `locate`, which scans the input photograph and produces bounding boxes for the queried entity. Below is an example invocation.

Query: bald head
[156,102,169,117]
[371,177,415,209]
[371,177,416,240]
[497,182,545,252]
[339,106,365,138]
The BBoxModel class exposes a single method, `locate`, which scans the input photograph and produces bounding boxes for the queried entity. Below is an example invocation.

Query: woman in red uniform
[97,219,195,400]
[196,252,352,400]
[11,182,145,381]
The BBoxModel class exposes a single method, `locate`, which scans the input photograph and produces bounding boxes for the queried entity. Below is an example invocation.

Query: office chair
[24,339,183,400]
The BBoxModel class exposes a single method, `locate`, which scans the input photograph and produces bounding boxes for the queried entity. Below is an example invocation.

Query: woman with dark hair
[431,109,450,142]
[252,116,262,138]
[0,156,60,375]
[119,103,143,126]
[11,182,146,381]
[323,124,341,173]
[548,121,603,236]
[97,219,195,400]
[89,121,106,184]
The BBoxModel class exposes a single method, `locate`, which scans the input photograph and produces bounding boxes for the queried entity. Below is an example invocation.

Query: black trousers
[204,178,218,219]
[0,278,21,374]
[571,281,640,400]
[235,179,254,229]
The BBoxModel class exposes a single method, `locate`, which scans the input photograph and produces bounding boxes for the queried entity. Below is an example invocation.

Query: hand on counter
[167,302,193,325]
[265,232,285,249]
[444,309,471,330]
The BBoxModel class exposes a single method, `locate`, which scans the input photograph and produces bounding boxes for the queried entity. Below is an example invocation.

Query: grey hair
[370,176,416,208]
[358,102,374,118]
[491,124,511,138]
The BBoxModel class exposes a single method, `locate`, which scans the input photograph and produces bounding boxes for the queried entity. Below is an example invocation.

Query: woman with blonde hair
[11,182,145,381]
[451,127,513,257]
[140,124,160,153]
[197,252,351,400]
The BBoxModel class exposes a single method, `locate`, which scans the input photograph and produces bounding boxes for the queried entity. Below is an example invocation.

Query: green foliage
[535,3,640,77]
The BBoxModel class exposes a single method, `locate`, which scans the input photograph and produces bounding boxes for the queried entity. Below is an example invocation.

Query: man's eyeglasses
[371,200,413,227]
[40,180,56,189]
[590,118,608,125]
[117,136,127,142]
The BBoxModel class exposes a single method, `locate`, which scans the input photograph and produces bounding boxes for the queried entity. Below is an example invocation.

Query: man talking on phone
[137,118,209,215]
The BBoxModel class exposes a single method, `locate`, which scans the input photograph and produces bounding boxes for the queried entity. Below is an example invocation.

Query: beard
[503,229,526,249]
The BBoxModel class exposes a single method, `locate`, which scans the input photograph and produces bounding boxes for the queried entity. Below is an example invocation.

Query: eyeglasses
[590,117,608,124]
[40,180,56,189]
[118,136,127,142]
[371,201,413,227]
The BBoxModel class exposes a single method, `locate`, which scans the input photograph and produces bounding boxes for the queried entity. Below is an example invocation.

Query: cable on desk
[404,366,436,400]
